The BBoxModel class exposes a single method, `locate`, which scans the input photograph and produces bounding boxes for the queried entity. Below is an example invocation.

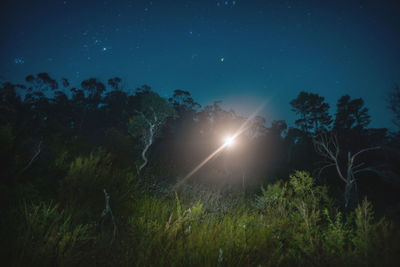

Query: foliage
[128,91,176,138]
[9,202,94,267]
[2,153,400,266]
[1,73,399,266]
[59,149,136,220]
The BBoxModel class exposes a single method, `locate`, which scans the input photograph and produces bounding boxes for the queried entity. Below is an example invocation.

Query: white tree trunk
[138,123,155,174]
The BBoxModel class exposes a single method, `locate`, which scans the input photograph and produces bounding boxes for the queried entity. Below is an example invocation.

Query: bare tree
[313,132,380,208]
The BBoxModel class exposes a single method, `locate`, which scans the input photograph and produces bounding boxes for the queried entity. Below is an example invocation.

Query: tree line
[1,72,399,211]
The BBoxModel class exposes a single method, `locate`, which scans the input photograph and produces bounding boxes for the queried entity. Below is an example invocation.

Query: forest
[1,73,400,266]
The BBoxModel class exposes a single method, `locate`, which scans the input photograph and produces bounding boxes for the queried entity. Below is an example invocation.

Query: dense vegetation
[1,73,400,266]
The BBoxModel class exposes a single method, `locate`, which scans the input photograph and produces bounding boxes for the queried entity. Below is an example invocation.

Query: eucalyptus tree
[169,89,200,116]
[25,72,59,92]
[80,78,106,108]
[128,88,176,175]
[23,73,59,132]
[102,77,129,130]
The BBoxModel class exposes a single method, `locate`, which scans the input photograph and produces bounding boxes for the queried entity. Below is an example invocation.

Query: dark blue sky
[1,0,400,128]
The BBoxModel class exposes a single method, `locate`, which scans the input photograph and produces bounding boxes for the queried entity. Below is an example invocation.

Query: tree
[0,82,22,123]
[128,89,176,175]
[269,120,287,137]
[246,115,267,138]
[169,89,200,114]
[25,72,58,92]
[81,78,106,107]
[388,84,400,128]
[290,91,332,135]
[334,95,371,131]
[102,78,129,130]
[168,89,200,132]
[313,131,380,208]
[107,77,122,91]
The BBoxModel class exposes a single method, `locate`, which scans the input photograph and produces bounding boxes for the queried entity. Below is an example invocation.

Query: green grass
[2,152,400,266]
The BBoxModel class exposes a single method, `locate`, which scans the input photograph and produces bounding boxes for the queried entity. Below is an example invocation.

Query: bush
[12,202,94,267]
[3,168,400,266]
[59,148,136,221]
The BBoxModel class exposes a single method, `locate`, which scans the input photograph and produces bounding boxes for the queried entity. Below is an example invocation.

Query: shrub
[59,148,135,221]
[14,202,94,266]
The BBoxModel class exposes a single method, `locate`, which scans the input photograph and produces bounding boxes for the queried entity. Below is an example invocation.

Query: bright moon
[224,136,235,147]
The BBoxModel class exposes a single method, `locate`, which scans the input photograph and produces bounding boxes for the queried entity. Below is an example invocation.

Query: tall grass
[8,202,94,267]
[2,153,399,266]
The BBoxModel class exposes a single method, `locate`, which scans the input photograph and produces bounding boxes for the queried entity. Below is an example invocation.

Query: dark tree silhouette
[25,72,58,91]
[108,77,122,91]
[334,95,371,131]
[388,84,400,128]
[61,77,70,88]
[290,91,332,135]
[270,120,287,137]
[81,78,106,105]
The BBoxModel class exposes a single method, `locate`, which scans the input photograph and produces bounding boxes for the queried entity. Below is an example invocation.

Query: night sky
[1,0,400,129]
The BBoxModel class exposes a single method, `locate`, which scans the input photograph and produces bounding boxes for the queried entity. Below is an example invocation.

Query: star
[103,47,107,51]
[220,57,225,62]
[14,58,25,64]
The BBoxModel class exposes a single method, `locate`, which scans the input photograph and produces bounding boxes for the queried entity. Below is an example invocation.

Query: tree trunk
[138,123,155,174]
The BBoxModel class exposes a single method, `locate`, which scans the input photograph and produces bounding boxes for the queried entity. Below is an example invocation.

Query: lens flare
[173,102,267,190]
[223,136,235,147]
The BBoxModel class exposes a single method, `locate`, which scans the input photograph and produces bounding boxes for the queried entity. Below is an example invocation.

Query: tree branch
[315,163,336,179]
[19,139,42,175]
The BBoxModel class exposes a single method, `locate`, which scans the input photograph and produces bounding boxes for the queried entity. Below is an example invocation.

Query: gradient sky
[1,0,399,129]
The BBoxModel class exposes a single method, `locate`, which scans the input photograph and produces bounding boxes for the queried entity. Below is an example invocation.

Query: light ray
[224,136,235,147]
[173,102,267,190]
